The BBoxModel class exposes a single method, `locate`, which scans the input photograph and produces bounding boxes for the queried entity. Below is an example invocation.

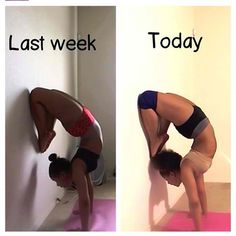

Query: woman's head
[151,150,182,186]
[48,153,72,188]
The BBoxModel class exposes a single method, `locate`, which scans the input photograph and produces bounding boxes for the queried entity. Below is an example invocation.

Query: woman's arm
[86,174,94,213]
[72,160,90,231]
[195,174,208,215]
[181,160,202,231]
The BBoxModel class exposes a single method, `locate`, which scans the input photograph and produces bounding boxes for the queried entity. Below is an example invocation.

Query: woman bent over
[30,87,103,231]
[138,90,217,231]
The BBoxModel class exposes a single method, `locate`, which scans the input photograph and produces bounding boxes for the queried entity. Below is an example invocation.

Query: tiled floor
[38,177,115,231]
[153,182,231,231]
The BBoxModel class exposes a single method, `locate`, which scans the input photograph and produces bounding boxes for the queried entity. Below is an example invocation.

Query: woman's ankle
[150,133,169,157]
[39,130,56,153]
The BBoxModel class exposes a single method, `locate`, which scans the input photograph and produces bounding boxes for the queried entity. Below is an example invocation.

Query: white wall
[5,7,77,230]
[118,6,230,231]
[193,7,230,182]
[76,7,116,177]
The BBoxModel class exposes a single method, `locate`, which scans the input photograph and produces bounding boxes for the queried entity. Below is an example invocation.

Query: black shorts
[71,148,100,173]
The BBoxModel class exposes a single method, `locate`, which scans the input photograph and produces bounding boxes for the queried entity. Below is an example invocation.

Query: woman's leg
[158,115,171,135]
[29,88,56,153]
[138,108,169,157]
[51,89,81,105]
[137,91,170,158]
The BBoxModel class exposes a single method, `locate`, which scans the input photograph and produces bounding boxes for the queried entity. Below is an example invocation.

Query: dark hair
[151,150,182,177]
[48,153,71,179]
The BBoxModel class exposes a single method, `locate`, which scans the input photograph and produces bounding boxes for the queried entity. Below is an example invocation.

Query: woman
[30,87,103,231]
[137,90,217,231]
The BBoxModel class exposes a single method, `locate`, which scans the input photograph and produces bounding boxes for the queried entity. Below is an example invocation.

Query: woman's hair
[48,153,71,179]
[151,150,182,176]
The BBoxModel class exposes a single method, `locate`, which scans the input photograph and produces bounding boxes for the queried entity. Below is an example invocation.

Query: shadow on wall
[6,89,39,230]
[148,161,169,231]
[21,163,38,217]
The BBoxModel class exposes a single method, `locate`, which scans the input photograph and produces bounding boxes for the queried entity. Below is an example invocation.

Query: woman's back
[157,92,216,157]
[157,92,195,125]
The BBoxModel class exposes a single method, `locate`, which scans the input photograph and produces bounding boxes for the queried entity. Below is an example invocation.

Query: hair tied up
[48,153,58,162]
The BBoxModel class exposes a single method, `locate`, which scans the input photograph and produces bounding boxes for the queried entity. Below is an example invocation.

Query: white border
[2,0,235,6]
[2,0,235,235]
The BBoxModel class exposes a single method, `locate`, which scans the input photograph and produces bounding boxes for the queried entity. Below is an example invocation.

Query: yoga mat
[162,211,230,231]
[64,199,116,231]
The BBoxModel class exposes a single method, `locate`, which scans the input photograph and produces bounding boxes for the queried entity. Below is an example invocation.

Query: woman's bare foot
[150,133,169,157]
[39,130,56,153]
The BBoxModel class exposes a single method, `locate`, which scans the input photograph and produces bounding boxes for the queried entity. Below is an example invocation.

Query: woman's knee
[30,87,46,102]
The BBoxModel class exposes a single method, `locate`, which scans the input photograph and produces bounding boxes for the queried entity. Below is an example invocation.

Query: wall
[5,7,77,230]
[118,6,194,231]
[193,7,230,182]
[118,6,230,231]
[76,7,116,177]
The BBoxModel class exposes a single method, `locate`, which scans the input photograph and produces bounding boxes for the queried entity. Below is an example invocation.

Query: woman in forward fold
[30,87,103,231]
[137,90,217,231]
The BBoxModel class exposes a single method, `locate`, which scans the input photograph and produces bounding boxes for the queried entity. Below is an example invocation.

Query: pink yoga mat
[64,199,116,231]
[162,211,230,231]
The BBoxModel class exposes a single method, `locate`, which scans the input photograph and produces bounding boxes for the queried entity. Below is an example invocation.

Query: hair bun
[48,153,57,162]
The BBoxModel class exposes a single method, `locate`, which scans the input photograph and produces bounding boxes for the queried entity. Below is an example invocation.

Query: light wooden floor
[153,182,230,231]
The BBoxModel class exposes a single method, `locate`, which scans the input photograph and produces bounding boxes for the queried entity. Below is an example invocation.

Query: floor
[153,182,231,231]
[39,181,229,231]
[38,177,115,231]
